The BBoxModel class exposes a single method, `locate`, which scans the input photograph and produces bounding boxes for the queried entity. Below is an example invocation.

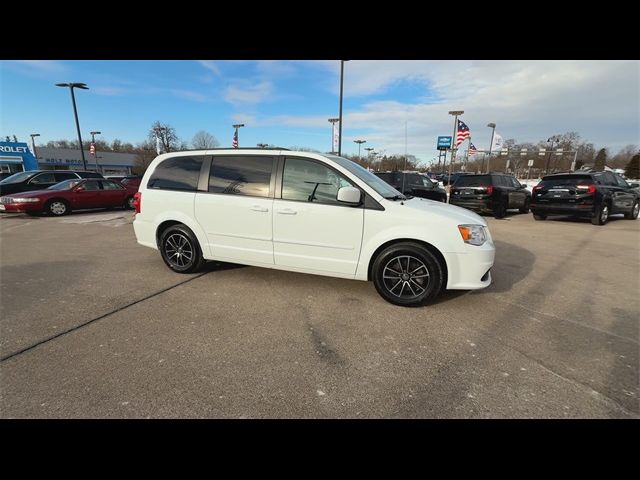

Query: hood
[397,197,488,226]
[2,188,54,198]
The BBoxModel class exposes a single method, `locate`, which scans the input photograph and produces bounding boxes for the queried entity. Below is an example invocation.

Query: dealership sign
[437,136,452,150]
[0,142,39,170]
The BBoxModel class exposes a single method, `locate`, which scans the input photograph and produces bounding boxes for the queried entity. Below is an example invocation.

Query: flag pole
[447,114,459,203]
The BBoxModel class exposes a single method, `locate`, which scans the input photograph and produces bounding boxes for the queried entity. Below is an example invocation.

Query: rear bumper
[530,203,594,216]
[133,217,158,249]
[449,198,493,213]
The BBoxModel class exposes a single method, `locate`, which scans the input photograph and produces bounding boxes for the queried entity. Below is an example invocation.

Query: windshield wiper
[384,194,407,201]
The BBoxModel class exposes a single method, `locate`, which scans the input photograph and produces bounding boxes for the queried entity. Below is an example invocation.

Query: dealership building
[0,141,137,176]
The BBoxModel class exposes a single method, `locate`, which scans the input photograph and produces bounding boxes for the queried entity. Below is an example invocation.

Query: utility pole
[485,123,496,174]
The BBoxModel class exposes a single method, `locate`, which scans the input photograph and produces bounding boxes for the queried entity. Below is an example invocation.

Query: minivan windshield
[325,155,404,199]
[0,171,37,184]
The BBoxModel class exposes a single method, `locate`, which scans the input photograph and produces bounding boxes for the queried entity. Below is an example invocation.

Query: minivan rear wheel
[372,242,444,307]
[159,224,205,273]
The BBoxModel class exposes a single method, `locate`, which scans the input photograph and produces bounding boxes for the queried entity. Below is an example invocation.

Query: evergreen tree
[593,148,607,171]
[625,154,640,179]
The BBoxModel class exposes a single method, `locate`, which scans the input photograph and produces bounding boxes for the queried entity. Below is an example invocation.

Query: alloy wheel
[164,233,194,268]
[382,255,430,299]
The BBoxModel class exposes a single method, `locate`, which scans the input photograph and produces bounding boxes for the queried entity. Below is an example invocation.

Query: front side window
[83,180,101,191]
[209,156,273,197]
[510,177,521,188]
[148,156,205,191]
[282,157,353,205]
[30,172,56,184]
[613,174,629,188]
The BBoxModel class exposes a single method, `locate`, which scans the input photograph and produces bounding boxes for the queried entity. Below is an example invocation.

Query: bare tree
[133,140,157,175]
[191,131,220,149]
[148,121,181,153]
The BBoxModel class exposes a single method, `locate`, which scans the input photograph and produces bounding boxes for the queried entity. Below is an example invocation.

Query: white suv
[133,149,495,307]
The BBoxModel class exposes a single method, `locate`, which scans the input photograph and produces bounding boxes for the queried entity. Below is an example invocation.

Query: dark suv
[530,171,639,225]
[0,170,104,196]
[374,171,447,202]
[449,173,532,218]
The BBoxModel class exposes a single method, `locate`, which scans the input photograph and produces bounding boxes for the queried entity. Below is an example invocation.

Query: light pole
[354,139,366,159]
[90,131,101,171]
[55,82,89,170]
[232,124,245,148]
[29,133,40,161]
[485,122,496,174]
[447,110,464,203]
[545,135,560,175]
[328,118,339,153]
[338,60,348,156]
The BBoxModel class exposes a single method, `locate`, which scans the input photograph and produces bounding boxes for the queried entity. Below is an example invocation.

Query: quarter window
[282,158,353,205]
[148,156,205,191]
[209,156,273,197]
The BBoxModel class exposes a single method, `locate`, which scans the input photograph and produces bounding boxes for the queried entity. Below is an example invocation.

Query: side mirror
[521,183,527,188]
[629,183,639,188]
[336,186,362,205]
[75,186,86,192]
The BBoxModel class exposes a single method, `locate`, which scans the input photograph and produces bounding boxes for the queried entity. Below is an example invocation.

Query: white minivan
[133,149,495,307]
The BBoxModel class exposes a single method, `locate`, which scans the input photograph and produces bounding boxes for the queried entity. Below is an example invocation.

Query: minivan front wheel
[159,225,205,273]
[372,242,444,307]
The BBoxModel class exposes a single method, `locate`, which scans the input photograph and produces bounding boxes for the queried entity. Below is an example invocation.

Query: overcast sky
[2,60,638,164]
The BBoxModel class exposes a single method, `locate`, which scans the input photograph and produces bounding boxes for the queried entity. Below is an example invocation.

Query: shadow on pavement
[475,239,535,294]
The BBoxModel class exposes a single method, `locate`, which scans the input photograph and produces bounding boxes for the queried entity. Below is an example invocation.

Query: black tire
[592,202,610,226]
[159,224,205,273]
[519,198,530,214]
[372,242,444,307]
[532,213,547,221]
[493,199,507,219]
[624,201,639,220]
[125,195,135,210]
[45,199,70,216]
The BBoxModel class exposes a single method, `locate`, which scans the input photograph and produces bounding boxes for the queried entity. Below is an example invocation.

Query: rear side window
[101,180,124,190]
[148,156,205,191]
[209,155,273,197]
[54,172,78,182]
[455,175,491,187]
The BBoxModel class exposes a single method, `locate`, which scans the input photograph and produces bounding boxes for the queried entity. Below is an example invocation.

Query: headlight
[458,224,487,246]
[9,198,40,203]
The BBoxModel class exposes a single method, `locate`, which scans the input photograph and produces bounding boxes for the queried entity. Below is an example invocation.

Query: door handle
[277,208,297,215]
[250,205,269,212]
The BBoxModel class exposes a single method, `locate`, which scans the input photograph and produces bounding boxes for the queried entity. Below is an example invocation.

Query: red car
[0,178,137,216]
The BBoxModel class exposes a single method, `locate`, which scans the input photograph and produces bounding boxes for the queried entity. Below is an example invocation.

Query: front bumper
[443,242,495,290]
[0,203,41,213]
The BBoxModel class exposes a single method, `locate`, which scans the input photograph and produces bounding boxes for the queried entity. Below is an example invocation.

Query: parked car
[0,172,16,181]
[449,173,532,218]
[0,178,136,216]
[0,170,103,196]
[132,149,495,307]
[530,171,639,225]
[374,171,447,202]
[119,175,142,190]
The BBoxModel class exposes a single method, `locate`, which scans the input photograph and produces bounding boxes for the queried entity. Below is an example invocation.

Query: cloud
[224,81,273,105]
[168,89,207,102]
[92,86,129,96]
[197,60,221,76]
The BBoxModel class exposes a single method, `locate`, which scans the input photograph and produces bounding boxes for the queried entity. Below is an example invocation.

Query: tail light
[486,185,494,195]
[532,184,543,194]
[133,191,141,213]
[576,184,596,194]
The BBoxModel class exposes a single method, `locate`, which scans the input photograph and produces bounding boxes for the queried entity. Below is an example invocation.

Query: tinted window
[30,172,56,184]
[593,172,616,186]
[148,156,204,191]
[0,171,37,184]
[83,180,101,191]
[54,172,78,182]
[209,156,273,197]
[613,174,629,188]
[76,171,103,178]
[101,180,124,190]
[539,176,593,188]
[509,177,521,188]
[282,157,353,205]
[455,175,491,187]
[375,173,395,185]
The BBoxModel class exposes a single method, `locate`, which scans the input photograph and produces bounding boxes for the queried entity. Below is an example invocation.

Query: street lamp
[55,82,89,170]
[90,131,101,171]
[29,133,40,161]
[446,110,464,203]
[485,122,496,174]
[328,118,339,153]
[354,139,366,159]
[232,124,245,148]
[545,135,560,175]
[338,60,349,156]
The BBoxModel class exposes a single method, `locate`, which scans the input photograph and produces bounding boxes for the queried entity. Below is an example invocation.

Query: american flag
[456,120,471,147]
[468,142,477,155]
[89,142,96,156]
[232,129,238,148]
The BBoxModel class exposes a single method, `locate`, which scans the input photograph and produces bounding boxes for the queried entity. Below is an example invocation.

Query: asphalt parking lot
[0,209,638,418]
